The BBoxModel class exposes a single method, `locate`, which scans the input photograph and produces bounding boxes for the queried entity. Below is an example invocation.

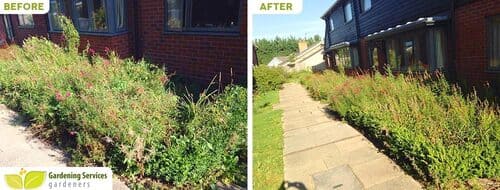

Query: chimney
[298,40,308,53]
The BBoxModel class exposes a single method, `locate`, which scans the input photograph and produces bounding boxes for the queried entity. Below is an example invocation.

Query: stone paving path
[0,104,129,190]
[275,83,422,190]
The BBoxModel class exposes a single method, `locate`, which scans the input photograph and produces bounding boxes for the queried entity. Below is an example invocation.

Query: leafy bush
[0,37,247,188]
[253,65,287,93]
[146,85,247,187]
[300,71,500,188]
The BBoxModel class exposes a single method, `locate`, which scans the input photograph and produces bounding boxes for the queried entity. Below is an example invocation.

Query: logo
[0,167,112,190]
[4,168,46,190]
[253,0,303,15]
[0,0,50,14]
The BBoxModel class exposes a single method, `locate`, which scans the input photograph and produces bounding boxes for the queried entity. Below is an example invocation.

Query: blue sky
[253,0,333,40]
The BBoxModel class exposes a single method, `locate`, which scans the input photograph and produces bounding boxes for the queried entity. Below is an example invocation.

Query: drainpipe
[449,0,456,82]
[133,0,141,59]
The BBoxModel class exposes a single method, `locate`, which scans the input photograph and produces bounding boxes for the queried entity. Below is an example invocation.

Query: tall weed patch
[300,71,499,188]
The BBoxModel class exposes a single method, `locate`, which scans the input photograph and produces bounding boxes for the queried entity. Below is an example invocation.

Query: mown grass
[0,35,247,188]
[253,91,285,190]
[299,70,499,189]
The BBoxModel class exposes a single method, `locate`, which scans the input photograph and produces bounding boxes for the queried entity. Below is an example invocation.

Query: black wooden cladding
[323,0,452,48]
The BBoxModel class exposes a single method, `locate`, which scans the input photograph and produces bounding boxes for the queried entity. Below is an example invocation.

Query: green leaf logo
[4,169,46,190]
[24,171,45,189]
[4,174,23,189]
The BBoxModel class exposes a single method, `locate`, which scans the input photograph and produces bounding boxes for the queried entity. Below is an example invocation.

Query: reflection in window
[165,0,241,33]
[344,2,353,22]
[76,0,90,31]
[191,0,239,30]
[115,0,125,30]
[166,0,183,30]
[335,47,352,68]
[361,0,371,12]
[18,15,34,27]
[371,47,379,68]
[386,39,400,70]
[403,40,414,70]
[92,0,107,31]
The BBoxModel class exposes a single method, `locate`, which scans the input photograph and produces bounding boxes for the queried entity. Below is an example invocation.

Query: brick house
[0,0,247,85]
[322,0,499,93]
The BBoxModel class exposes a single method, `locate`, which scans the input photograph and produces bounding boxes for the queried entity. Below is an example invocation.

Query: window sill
[485,69,500,73]
[18,26,35,29]
[163,31,241,37]
[49,30,129,37]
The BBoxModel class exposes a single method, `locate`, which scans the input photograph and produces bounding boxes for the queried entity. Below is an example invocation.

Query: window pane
[344,3,352,22]
[92,0,107,31]
[76,0,91,31]
[403,40,414,71]
[371,48,379,67]
[191,0,240,30]
[490,17,500,69]
[363,0,371,11]
[115,0,125,30]
[387,39,400,70]
[166,0,183,30]
[18,15,34,27]
[330,18,335,31]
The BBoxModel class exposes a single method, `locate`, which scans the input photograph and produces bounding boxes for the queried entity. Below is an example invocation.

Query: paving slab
[0,104,129,190]
[312,165,363,190]
[278,83,422,190]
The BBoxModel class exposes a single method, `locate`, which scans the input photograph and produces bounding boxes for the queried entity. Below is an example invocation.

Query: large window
[49,0,126,34]
[18,15,34,28]
[329,16,335,31]
[488,15,500,70]
[335,47,353,69]
[361,0,372,12]
[370,47,379,68]
[344,2,353,22]
[165,0,241,33]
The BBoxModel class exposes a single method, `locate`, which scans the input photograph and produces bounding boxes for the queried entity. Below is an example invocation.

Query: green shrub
[0,37,247,188]
[253,65,287,93]
[57,15,80,55]
[300,71,500,188]
[146,85,247,187]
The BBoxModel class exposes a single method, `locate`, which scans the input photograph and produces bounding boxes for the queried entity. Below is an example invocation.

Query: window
[166,0,241,33]
[329,17,334,31]
[488,16,500,70]
[115,0,126,30]
[361,0,372,12]
[49,0,125,34]
[370,47,379,68]
[335,47,353,69]
[386,39,400,70]
[18,15,34,27]
[344,2,353,22]
[428,29,446,70]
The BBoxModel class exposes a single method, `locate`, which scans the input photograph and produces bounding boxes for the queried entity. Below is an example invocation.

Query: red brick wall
[0,16,6,47]
[49,32,133,58]
[136,0,248,85]
[9,15,49,45]
[455,0,500,89]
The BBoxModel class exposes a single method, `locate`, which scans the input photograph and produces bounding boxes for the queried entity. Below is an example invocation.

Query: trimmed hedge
[253,65,287,93]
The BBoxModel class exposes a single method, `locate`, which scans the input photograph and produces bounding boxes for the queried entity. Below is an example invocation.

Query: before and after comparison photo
[0,0,499,189]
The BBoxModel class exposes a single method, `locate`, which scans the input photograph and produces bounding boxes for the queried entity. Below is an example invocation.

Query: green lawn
[253,91,285,190]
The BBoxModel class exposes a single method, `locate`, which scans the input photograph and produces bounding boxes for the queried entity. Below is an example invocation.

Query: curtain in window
[166,0,183,30]
[490,18,500,69]
[115,0,125,30]
[435,31,445,69]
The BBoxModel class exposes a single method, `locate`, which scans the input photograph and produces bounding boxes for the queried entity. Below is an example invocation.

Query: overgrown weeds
[0,16,247,188]
[299,70,499,189]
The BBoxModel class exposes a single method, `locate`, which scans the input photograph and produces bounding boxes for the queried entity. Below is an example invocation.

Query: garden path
[0,104,129,190]
[275,83,422,190]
